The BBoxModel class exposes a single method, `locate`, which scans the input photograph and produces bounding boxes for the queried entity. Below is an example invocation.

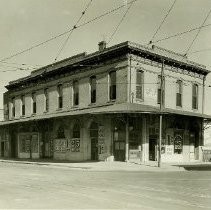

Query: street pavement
[0,161,211,209]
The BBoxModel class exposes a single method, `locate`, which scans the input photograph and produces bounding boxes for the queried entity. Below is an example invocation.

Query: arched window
[57,126,65,139]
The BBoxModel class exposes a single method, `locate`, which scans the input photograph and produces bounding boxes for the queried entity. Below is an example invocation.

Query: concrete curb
[0,159,185,172]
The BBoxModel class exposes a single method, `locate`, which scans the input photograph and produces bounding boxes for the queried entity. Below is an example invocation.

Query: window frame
[57,84,63,109]
[32,92,36,114]
[90,76,97,104]
[192,83,198,110]
[44,88,49,112]
[21,95,25,116]
[109,71,116,101]
[136,69,144,100]
[176,80,182,107]
[73,80,79,106]
[12,97,15,118]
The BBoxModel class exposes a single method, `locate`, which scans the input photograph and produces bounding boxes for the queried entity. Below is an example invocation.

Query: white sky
[0,0,211,114]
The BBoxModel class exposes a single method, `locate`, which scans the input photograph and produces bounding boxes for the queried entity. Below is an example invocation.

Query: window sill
[71,105,79,109]
[31,113,36,117]
[56,108,63,111]
[176,106,182,109]
[88,103,97,106]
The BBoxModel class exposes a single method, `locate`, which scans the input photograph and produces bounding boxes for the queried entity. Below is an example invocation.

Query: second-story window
[136,70,144,100]
[32,92,36,114]
[21,95,25,116]
[12,97,15,117]
[90,76,96,104]
[109,71,116,101]
[57,84,63,109]
[73,81,79,106]
[176,80,182,107]
[44,88,49,112]
[157,75,165,105]
[192,83,198,109]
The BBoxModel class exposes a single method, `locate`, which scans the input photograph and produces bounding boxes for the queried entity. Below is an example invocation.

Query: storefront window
[174,133,183,154]
[71,123,80,152]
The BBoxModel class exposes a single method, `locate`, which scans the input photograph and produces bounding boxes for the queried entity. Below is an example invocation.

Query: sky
[1,0,211,115]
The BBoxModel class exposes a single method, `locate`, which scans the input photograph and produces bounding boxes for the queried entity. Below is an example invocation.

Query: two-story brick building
[0,41,210,163]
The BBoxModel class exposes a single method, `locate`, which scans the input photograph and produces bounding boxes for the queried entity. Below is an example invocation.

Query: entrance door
[113,120,126,161]
[11,131,17,158]
[114,140,125,161]
[1,142,4,157]
[90,122,98,161]
[149,138,157,161]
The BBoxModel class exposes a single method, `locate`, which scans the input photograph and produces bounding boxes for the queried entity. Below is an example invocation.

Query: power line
[184,8,211,56]
[152,22,211,44]
[0,61,42,67]
[107,0,135,44]
[0,0,138,64]
[54,0,93,61]
[188,47,211,55]
[149,0,177,44]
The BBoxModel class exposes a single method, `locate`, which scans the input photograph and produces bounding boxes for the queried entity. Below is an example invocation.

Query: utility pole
[158,59,164,167]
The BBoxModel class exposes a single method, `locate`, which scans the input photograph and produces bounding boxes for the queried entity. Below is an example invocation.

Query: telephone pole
[158,59,164,167]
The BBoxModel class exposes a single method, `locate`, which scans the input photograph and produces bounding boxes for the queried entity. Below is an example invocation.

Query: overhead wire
[0,0,138,64]
[152,23,211,44]
[184,8,211,56]
[107,0,135,44]
[148,0,177,45]
[54,0,93,61]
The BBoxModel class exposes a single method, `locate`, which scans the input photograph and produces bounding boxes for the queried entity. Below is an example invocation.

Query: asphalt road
[0,162,211,210]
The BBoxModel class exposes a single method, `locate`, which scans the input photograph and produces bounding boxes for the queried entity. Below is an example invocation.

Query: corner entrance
[90,122,99,161]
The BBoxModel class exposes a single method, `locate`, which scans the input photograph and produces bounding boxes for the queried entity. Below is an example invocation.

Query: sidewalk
[0,158,186,172]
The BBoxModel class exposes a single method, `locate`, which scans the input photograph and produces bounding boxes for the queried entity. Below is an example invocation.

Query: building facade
[0,41,210,162]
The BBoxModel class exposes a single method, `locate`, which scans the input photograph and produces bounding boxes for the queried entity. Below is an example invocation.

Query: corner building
[0,41,210,163]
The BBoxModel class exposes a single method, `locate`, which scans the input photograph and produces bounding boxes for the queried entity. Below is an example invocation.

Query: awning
[0,103,210,126]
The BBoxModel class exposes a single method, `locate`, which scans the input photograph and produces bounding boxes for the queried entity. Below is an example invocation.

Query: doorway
[1,142,4,157]
[11,131,17,158]
[90,122,99,161]
[149,137,157,161]
[113,120,125,161]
